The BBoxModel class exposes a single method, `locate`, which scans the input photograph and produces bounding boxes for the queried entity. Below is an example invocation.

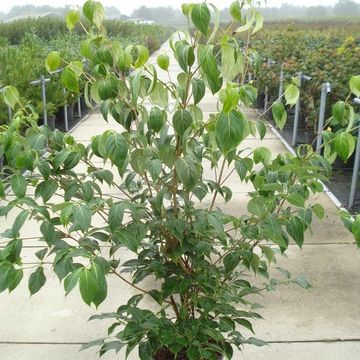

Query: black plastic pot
[39,115,56,131]
[284,110,306,130]
[333,152,356,171]
[256,93,265,109]
[302,130,317,148]
[56,104,75,131]
[80,96,89,115]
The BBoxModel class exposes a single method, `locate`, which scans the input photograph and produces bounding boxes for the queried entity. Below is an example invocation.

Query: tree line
[0,1,359,23]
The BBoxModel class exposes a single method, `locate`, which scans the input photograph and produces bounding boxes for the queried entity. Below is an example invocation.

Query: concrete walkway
[1,43,360,360]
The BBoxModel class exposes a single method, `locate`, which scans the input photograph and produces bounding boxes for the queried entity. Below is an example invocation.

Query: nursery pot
[256,92,265,109]
[301,129,317,149]
[39,116,56,131]
[285,109,306,130]
[333,152,356,171]
[56,104,75,131]
[80,96,89,115]
[74,97,89,118]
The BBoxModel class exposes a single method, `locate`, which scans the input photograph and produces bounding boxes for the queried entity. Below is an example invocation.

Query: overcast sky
[0,0,355,15]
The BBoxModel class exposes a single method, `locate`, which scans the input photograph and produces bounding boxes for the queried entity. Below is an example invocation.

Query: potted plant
[35,101,57,130]
[1,2,360,360]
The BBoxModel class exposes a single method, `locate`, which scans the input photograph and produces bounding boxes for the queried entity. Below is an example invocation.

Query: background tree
[305,6,328,17]
[333,0,360,16]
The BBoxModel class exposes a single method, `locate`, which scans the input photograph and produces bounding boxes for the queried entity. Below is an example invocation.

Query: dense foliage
[0,18,171,124]
[250,21,360,134]
[0,1,360,360]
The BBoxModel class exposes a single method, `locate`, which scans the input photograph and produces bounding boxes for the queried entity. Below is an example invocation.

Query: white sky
[0,0,355,15]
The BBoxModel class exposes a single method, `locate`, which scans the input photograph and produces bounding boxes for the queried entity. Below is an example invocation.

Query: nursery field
[1,1,360,360]
[0,17,172,126]
[247,20,360,210]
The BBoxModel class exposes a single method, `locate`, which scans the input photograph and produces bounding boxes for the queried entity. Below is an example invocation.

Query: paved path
[1,42,360,360]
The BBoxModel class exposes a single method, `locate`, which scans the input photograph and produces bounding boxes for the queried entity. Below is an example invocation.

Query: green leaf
[230,1,243,22]
[66,9,80,31]
[223,252,240,275]
[352,215,360,247]
[312,204,325,220]
[173,109,193,136]
[252,12,264,34]
[223,88,240,114]
[139,341,152,360]
[11,174,27,198]
[146,159,162,181]
[284,84,299,106]
[157,54,170,71]
[114,227,143,253]
[35,180,58,203]
[0,263,16,293]
[150,82,169,109]
[287,193,305,208]
[69,61,84,77]
[61,67,79,93]
[220,42,241,81]
[109,203,124,233]
[332,101,345,124]
[176,42,195,73]
[64,268,83,296]
[247,198,268,218]
[130,71,141,105]
[191,78,206,105]
[134,45,149,68]
[334,132,355,162]
[74,205,92,232]
[272,101,287,130]
[12,210,29,236]
[149,107,166,133]
[29,266,46,295]
[199,45,223,94]
[191,3,211,35]
[253,147,272,165]
[235,159,251,181]
[98,131,128,169]
[216,110,246,154]
[45,51,61,73]
[294,275,312,289]
[256,121,266,140]
[2,86,20,109]
[350,75,360,97]
[9,269,23,292]
[237,318,255,334]
[175,157,198,191]
[82,262,107,307]
[247,337,267,347]
[83,0,104,29]
[286,216,305,248]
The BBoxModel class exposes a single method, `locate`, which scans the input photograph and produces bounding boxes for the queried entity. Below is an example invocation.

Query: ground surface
[1,42,360,360]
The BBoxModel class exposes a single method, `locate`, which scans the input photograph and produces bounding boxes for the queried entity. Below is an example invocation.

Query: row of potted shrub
[248,21,360,167]
[0,18,172,128]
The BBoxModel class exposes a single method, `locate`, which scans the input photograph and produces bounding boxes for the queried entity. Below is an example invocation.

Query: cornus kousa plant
[1,1,360,359]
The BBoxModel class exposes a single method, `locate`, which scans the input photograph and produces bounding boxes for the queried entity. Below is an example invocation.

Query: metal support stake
[279,64,284,99]
[40,75,47,125]
[316,82,331,153]
[349,98,360,208]
[248,73,253,82]
[292,73,303,147]
[77,97,82,118]
[264,86,269,112]
[7,106,12,122]
[63,88,69,132]
[30,76,50,125]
